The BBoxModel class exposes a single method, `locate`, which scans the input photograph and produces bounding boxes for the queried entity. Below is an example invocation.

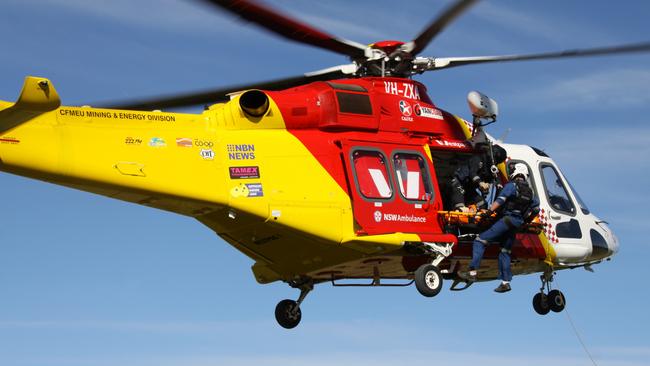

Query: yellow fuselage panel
[0,97,366,282]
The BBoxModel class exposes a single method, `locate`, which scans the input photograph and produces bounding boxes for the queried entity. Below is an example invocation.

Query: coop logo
[227,144,256,160]
[374,211,382,223]
[414,104,444,120]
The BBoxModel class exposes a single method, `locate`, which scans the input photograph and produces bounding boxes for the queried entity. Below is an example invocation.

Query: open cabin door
[340,140,444,236]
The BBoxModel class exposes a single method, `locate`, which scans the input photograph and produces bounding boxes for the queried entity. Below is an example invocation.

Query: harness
[505,180,534,216]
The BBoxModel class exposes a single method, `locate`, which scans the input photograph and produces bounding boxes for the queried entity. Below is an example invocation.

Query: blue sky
[1,1,649,365]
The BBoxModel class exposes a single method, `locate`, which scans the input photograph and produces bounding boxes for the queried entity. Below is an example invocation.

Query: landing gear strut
[275,281,312,329]
[532,269,566,315]
[413,242,453,297]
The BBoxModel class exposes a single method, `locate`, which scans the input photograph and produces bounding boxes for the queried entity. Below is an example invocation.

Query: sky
[1,0,649,365]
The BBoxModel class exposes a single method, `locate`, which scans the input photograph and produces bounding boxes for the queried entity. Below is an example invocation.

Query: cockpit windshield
[566,179,590,215]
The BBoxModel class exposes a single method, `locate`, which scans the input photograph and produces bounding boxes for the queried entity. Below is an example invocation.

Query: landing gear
[548,289,566,312]
[532,292,550,315]
[415,264,443,297]
[413,242,453,298]
[275,299,302,329]
[532,269,566,315]
[274,281,312,329]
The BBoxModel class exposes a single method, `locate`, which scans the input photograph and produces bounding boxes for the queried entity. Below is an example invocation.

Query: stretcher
[438,210,543,234]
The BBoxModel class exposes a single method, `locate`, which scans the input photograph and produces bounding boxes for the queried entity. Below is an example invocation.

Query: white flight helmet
[510,163,529,180]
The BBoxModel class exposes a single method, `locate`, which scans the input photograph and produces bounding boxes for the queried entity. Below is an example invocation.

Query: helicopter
[0,0,643,329]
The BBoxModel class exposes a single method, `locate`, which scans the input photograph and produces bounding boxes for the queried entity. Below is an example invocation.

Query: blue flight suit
[469,179,539,281]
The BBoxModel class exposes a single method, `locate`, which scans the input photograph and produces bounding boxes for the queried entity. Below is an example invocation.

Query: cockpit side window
[540,164,576,215]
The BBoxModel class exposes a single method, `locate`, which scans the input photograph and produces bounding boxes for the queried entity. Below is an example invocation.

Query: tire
[275,299,302,329]
[548,289,566,313]
[414,264,443,297]
[532,292,550,315]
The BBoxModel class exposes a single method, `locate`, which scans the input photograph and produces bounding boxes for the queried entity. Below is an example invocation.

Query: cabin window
[393,152,433,201]
[540,164,576,215]
[336,92,373,115]
[352,150,393,200]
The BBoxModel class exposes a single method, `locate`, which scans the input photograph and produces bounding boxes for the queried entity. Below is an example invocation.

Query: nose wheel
[532,270,566,315]
[275,299,302,329]
[274,281,312,329]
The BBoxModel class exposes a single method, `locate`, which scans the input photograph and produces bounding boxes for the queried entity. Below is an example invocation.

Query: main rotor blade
[97,65,356,111]
[200,0,367,59]
[429,42,650,70]
[407,0,479,56]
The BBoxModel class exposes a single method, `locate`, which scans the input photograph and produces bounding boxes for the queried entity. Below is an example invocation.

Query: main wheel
[532,292,551,315]
[414,264,443,297]
[548,289,566,312]
[275,299,302,329]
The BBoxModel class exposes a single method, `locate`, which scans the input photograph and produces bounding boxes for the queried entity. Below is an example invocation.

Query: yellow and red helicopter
[0,0,643,328]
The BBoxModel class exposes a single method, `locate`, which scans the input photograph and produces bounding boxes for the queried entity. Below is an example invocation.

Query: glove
[479,209,493,220]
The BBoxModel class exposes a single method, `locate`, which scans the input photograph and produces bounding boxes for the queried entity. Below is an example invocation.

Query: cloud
[6,0,235,34]
[12,348,644,366]
[510,69,650,110]
[472,2,617,47]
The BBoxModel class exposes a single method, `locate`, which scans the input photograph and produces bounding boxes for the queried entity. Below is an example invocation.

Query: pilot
[466,163,539,292]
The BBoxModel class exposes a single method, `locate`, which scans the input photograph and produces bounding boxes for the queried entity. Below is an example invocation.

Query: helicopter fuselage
[0,76,618,286]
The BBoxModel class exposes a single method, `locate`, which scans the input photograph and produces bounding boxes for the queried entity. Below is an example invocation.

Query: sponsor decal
[125,137,142,145]
[227,144,256,160]
[382,213,427,223]
[230,183,264,198]
[434,139,470,149]
[0,136,20,144]
[399,100,412,116]
[414,104,444,120]
[384,81,420,100]
[374,210,382,223]
[229,166,260,179]
[194,139,214,148]
[399,100,414,122]
[245,183,264,197]
[58,109,176,121]
[200,149,215,160]
[176,137,193,147]
[148,137,166,147]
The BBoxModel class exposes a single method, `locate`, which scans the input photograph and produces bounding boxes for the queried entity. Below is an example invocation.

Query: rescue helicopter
[1,0,641,329]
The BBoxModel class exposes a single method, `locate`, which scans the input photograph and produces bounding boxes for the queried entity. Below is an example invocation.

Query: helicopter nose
[588,221,618,261]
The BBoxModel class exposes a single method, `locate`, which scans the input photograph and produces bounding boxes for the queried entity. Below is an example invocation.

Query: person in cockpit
[448,154,490,212]
[466,163,540,292]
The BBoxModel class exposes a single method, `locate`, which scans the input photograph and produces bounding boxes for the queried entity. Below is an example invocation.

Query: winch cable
[553,279,599,366]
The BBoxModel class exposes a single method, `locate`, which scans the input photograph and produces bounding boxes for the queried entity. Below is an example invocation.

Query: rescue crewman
[447,144,507,212]
[448,154,490,212]
[466,163,539,292]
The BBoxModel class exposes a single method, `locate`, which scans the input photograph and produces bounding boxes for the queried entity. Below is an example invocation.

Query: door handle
[550,214,561,220]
